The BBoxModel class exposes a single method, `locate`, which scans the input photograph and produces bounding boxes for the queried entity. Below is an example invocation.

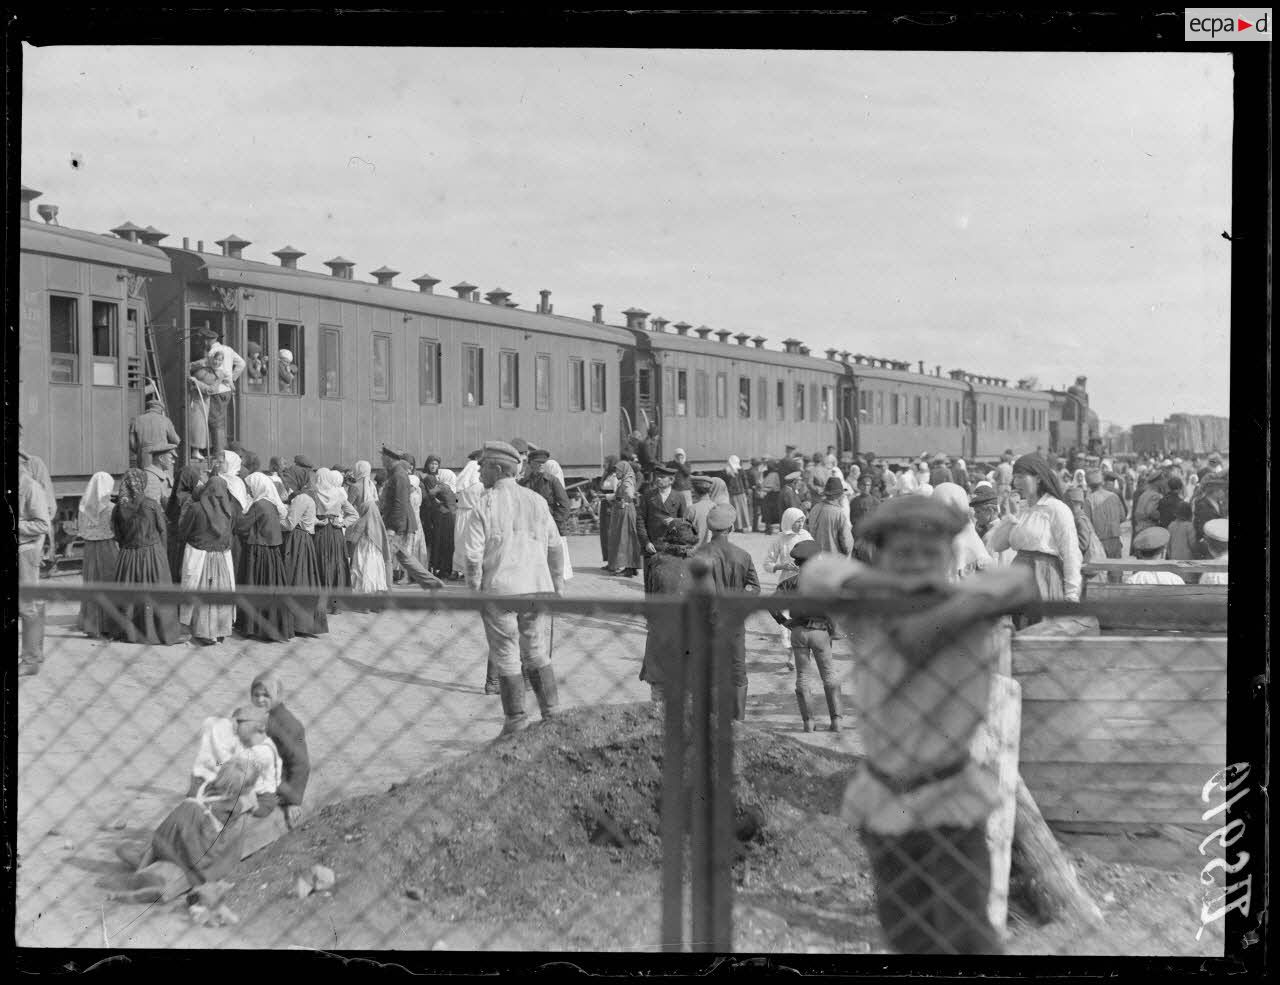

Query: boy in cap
[693,502,761,721]
[1123,527,1185,585]
[524,448,571,534]
[798,495,1036,954]
[770,540,841,733]
[638,463,690,563]
[142,442,179,509]
[808,475,854,556]
[1198,519,1228,585]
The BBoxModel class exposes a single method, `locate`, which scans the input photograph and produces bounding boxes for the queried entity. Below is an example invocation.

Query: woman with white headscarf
[404,473,431,573]
[724,455,751,533]
[932,482,994,581]
[314,467,358,612]
[348,481,392,598]
[78,471,120,637]
[234,473,294,642]
[607,460,644,576]
[451,454,484,580]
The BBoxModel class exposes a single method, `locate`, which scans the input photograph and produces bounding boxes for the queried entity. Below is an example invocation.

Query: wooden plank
[1083,559,1228,574]
[1019,700,1226,748]
[1024,763,1226,825]
[1019,735,1227,765]
[1013,636,1228,673]
[1083,599,1227,633]
[1015,615,1100,638]
[1016,667,1225,702]
[1087,584,1228,603]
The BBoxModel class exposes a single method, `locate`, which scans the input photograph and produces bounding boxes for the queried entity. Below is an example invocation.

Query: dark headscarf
[118,467,148,508]
[240,451,261,476]
[182,473,237,549]
[1013,453,1066,503]
[167,463,205,526]
[281,464,312,496]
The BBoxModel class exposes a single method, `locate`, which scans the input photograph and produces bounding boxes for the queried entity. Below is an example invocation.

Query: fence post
[687,558,715,952]
[707,585,736,951]
[661,591,692,951]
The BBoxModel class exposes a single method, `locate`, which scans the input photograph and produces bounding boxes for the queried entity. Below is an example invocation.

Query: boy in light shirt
[1123,527,1186,585]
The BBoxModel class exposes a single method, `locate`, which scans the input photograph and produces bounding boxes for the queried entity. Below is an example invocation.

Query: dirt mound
[220,703,862,949]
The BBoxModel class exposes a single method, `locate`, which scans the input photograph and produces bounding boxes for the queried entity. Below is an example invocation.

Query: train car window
[499,350,519,409]
[795,383,806,422]
[889,392,900,425]
[91,301,118,386]
[568,357,585,411]
[715,373,728,418]
[981,402,988,429]
[591,361,607,413]
[757,377,767,421]
[373,334,393,401]
[535,354,551,410]
[676,370,688,416]
[738,377,750,418]
[464,345,485,407]
[776,380,786,421]
[875,391,884,425]
[49,295,79,383]
[419,339,441,405]
[245,320,269,393]
[914,395,923,427]
[695,371,709,418]
[321,327,342,398]
[822,386,835,422]
[638,367,652,406]
[277,323,303,396]
[810,384,819,423]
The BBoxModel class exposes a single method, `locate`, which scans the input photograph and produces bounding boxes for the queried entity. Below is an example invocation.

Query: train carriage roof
[165,248,636,346]
[639,332,851,376]
[21,221,172,274]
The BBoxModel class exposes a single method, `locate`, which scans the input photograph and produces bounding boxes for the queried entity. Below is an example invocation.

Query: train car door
[187,308,240,448]
[838,383,856,456]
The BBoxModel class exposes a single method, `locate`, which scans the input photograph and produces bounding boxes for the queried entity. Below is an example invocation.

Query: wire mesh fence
[15,567,1229,957]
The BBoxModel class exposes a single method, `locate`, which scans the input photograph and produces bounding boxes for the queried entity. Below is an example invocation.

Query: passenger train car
[17,185,1095,521]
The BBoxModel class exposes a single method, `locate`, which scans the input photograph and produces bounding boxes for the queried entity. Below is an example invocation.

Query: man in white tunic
[1199,518,1228,585]
[464,441,566,736]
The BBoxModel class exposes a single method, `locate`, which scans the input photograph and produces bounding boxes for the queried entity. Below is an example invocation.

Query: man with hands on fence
[799,495,1037,955]
[465,440,566,738]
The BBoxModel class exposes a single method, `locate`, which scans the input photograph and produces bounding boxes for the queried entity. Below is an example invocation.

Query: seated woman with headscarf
[250,671,311,831]
[178,456,241,644]
[234,473,295,642]
[988,454,1083,614]
[77,471,119,638]
[111,468,186,644]
[280,461,327,636]
[607,460,644,577]
[314,466,358,612]
[640,519,699,702]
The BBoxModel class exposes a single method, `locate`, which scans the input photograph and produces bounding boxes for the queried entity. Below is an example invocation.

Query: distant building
[1123,414,1228,457]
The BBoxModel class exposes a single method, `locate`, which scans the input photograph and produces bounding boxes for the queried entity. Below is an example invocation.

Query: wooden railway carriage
[623,322,852,469]
[17,188,171,500]
[147,243,632,475]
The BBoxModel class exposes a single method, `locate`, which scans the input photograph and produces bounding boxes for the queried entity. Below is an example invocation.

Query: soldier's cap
[784,471,802,482]
[707,504,737,531]
[823,475,845,497]
[145,442,178,455]
[527,449,551,464]
[196,326,221,339]
[1132,526,1170,552]
[510,438,531,455]
[481,440,521,466]
[1085,468,1103,484]
[969,487,998,507]
[650,463,675,476]
[1064,486,1085,503]
[855,495,967,548]
[380,444,402,460]
[294,454,315,469]
[690,476,714,491]
[232,705,268,727]
[1161,459,1174,468]
[789,540,820,563]
[1203,518,1228,544]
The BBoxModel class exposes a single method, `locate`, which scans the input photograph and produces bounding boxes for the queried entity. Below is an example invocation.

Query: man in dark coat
[379,445,445,590]
[638,463,692,560]
[693,503,760,721]
[1193,477,1228,551]
[637,424,661,481]
[523,449,571,535]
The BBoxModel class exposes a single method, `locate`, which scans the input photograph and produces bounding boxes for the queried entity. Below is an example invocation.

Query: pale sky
[21,46,1233,427]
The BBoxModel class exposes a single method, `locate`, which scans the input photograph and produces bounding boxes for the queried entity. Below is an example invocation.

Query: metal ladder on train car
[142,313,168,417]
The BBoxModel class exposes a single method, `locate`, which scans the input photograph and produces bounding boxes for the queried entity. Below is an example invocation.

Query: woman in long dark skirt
[596,456,618,567]
[234,473,294,642]
[77,471,120,637]
[426,476,457,579]
[166,463,205,582]
[312,467,357,614]
[280,463,328,636]
[607,460,643,576]
[110,469,185,644]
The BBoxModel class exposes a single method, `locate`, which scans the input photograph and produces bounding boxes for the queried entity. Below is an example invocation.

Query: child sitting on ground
[799,495,1036,955]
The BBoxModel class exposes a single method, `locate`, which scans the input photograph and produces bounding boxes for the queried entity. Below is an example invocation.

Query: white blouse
[988,494,1083,602]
